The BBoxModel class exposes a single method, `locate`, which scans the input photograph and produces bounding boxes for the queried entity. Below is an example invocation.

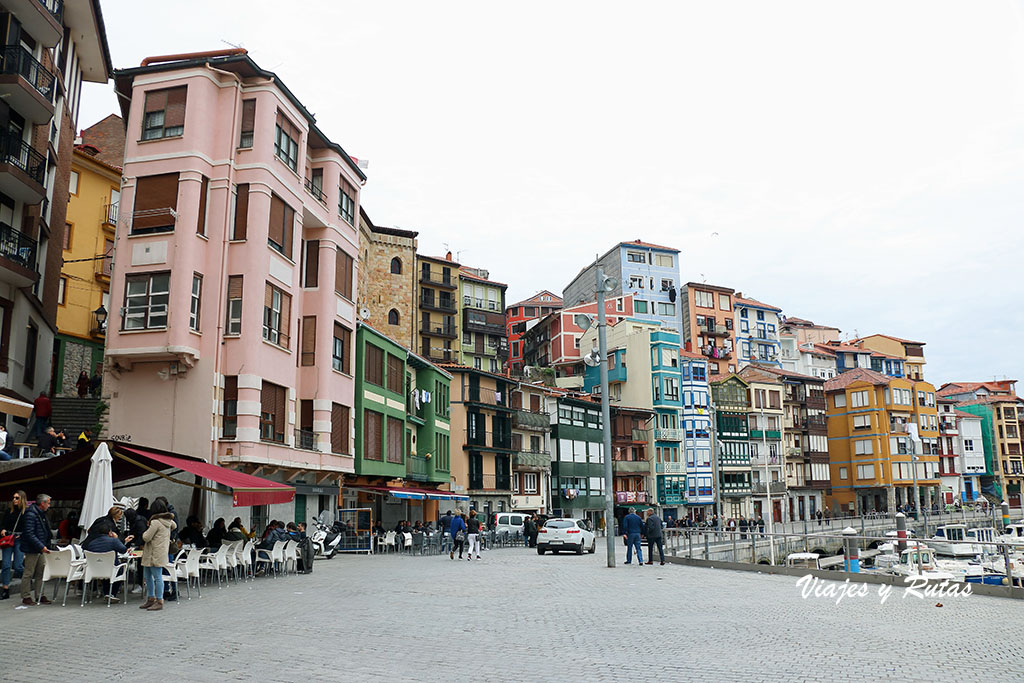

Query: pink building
[105,50,365,522]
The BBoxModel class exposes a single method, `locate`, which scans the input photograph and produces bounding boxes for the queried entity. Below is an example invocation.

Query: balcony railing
[420,322,457,338]
[654,428,683,442]
[40,0,63,21]
[655,462,685,474]
[303,177,326,204]
[701,345,731,360]
[407,454,430,481]
[420,296,456,312]
[0,131,45,185]
[467,387,509,408]
[512,409,549,431]
[465,429,513,450]
[294,429,320,452]
[0,46,56,101]
[469,473,511,491]
[751,481,787,495]
[103,202,118,226]
[419,271,456,288]
[0,221,37,270]
[703,323,730,337]
[514,451,549,469]
[750,455,781,466]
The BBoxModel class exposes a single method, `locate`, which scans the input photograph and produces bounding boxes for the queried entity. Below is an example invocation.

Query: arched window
[388,309,399,325]
[390,257,402,274]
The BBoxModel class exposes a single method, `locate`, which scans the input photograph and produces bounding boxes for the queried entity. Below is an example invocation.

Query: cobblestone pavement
[3,545,1023,682]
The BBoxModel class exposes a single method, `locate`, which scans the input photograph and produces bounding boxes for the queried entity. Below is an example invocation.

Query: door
[772,500,782,524]
[294,494,307,526]
[798,497,805,521]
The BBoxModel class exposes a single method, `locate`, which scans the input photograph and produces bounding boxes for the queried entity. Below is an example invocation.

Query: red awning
[116,446,295,507]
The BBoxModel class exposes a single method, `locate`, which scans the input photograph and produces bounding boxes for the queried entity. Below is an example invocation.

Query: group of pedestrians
[439,509,483,561]
[620,508,665,566]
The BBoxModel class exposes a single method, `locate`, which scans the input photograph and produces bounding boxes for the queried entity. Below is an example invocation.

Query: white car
[537,518,596,555]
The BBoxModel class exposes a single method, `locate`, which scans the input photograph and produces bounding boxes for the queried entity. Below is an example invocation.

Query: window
[850,390,869,408]
[57,277,66,305]
[694,290,714,308]
[259,381,287,443]
[719,294,730,311]
[268,193,294,259]
[834,394,846,408]
[838,467,848,480]
[189,273,202,331]
[223,376,237,438]
[489,358,498,373]
[853,414,871,430]
[262,283,291,348]
[386,354,403,393]
[390,257,402,274]
[629,275,645,289]
[339,180,356,225]
[854,439,873,455]
[131,173,179,234]
[123,272,170,330]
[232,184,249,240]
[388,309,399,326]
[856,464,874,480]
[303,240,319,288]
[655,253,673,268]
[274,110,299,171]
[387,416,403,463]
[142,86,187,140]
[63,222,72,250]
[364,410,383,460]
[626,251,645,263]
[333,323,351,373]
[524,472,538,494]
[300,316,316,366]
[331,403,350,454]
[634,300,648,313]
[335,248,354,299]
[196,175,209,236]
[473,357,481,369]
[239,99,255,148]
[68,171,79,195]
[657,302,675,316]
[660,278,674,292]
[664,377,679,401]
[22,319,36,386]
[963,439,974,452]
[365,344,384,387]
[226,275,243,335]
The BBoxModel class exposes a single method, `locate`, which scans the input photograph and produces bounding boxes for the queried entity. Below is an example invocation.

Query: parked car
[494,512,532,536]
[537,518,596,555]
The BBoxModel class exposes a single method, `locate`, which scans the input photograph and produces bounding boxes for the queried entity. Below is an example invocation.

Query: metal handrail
[303,177,326,204]
[0,46,55,101]
[0,131,45,184]
[40,0,63,22]
[0,220,37,269]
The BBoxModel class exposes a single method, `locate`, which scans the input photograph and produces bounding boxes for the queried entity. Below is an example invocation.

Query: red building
[505,290,561,374]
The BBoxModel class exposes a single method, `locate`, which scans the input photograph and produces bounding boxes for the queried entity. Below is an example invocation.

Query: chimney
[445,251,452,261]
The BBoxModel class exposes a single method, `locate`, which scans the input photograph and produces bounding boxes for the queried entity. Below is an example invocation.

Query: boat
[926,524,979,557]
[785,552,821,569]
[966,527,998,555]
[995,523,1024,549]
[932,557,985,583]
[889,547,956,582]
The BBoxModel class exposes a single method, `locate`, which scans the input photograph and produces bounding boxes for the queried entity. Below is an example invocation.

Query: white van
[495,512,532,536]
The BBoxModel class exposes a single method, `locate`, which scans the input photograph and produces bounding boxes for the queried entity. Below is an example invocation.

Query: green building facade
[550,395,607,526]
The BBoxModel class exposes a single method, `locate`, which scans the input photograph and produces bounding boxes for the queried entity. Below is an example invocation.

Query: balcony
[0,131,45,203]
[613,459,650,474]
[721,480,752,495]
[303,177,326,205]
[786,446,802,458]
[703,323,731,338]
[0,221,38,287]
[419,296,456,313]
[751,481,787,495]
[720,454,751,468]
[419,270,457,290]
[0,46,56,124]
[513,409,550,431]
[608,363,627,383]
[750,454,782,467]
[749,429,781,440]
[655,462,686,474]
[293,429,320,452]
[654,428,683,442]
[631,428,649,442]
[420,322,457,338]
[614,491,648,504]
[407,454,430,482]
[465,429,513,450]
[469,473,511,491]
[103,202,119,226]
[463,296,502,312]
[514,451,550,469]
[701,345,731,360]
[463,308,506,335]
[467,387,510,409]
[6,1,62,47]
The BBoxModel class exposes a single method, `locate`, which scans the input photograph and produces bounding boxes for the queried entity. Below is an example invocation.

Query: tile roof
[679,349,706,361]
[803,343,837,357]
[371,225,419,239]
[733,296,782,312]
[953,409,983,420]
[619,239,680,253]
[851,334,925,346]
[744,364,823,383]
[509,291,563,308]
[955,396,1023,407]
[418,253,461,266]
[937,381,1018,398]
[823,367,892,391]
[458,268,508,287]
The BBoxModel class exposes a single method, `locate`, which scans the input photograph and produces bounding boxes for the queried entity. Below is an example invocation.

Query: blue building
[680,350,714,513]
[562,240,682,335]
[734,295,783,369]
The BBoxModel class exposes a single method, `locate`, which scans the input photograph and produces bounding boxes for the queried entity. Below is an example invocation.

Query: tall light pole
[595,267,616,568]
[761,406,776,565]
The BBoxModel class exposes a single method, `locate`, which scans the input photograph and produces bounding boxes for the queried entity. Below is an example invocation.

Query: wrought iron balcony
[0,131,46,186]
[751,481,787,495]
[0,46,55,101]
[103,202,119,226]
[0,220,37,271]
[293,429,320,452]
[420,296,456,313]
[654,428,683,442]
[303,177,326,204]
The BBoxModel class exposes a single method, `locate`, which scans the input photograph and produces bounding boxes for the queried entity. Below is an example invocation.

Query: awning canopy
[353,485,468,502]
[0,394,35,418]
[0,443,294,507]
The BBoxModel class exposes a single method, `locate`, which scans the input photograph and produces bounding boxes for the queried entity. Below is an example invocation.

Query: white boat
[785,552,821,569]
[926,524,979,557]
[966,527,998,555]
[995,523,1024,548]
[932,557,985,583]
[890,547,956,582]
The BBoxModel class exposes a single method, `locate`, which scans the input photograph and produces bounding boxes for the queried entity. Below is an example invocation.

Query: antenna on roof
[220,39,245,50]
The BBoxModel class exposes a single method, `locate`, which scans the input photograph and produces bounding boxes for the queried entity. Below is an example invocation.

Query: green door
[294,494,307,525]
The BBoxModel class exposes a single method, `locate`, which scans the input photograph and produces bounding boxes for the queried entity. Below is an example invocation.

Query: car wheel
[588,540,596,554]
[576,541,584,555]
[537,547,545,555]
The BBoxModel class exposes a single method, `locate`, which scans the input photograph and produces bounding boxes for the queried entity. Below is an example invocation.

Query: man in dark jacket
[439,510,453,552]
[643,508,665,565]
[621,510,644,565]
[19,494,52,605]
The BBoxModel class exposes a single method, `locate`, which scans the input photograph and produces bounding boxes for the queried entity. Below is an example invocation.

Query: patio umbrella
[80,442,114,536]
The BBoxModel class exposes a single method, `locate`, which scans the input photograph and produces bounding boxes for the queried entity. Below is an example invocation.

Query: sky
[80,0,1024,387]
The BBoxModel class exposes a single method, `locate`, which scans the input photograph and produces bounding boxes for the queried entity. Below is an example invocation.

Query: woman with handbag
[0,489,27,600]
[449,513,467,560]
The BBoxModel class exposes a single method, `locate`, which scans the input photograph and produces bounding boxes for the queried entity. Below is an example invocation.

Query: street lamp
[93,305,107,332]
[760,407,776,565]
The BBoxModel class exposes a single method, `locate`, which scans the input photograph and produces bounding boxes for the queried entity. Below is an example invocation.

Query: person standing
[76,371,90,398]
[466,510,482,561]
[1,489,27,600]
[31,392,51,439]
[621,509,644,566]
[439,510,453,553]
[140,499,176,611]
[449,512,467,560]
[644,508,665,565]
[89,372,102,398]
[19,494,52,605]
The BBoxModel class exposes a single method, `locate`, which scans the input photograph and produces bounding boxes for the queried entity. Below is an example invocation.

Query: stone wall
[59,338,97,396]
[357,229,417,349]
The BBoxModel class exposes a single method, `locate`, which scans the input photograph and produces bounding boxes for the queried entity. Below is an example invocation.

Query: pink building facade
[105,52,364,519]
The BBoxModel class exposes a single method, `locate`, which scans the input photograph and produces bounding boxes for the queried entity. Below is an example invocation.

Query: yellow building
[825,368,940,515]
[55,142,120,394]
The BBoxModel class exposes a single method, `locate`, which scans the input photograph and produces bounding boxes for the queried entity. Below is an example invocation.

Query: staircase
[49,397,104,440]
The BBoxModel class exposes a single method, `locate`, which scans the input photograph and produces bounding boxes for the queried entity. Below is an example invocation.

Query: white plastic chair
[198,545,229,589]
[42,547,86,606]
[239,540,255,581]
[282,540,299,575]
[174,547,203,599]
[81,551,128,607]
[402,532,413,553]
[222,541,241,582]
[382,531,396,554]
[254,540,286,578]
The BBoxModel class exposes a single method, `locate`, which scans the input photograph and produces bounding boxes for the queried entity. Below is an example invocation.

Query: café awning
[0,394,34,418]
[353,485,469,502]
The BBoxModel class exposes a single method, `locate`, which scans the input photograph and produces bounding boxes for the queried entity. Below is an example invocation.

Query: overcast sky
[81,0,1024,387]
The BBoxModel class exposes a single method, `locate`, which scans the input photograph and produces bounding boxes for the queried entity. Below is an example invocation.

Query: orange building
[680,283,737,377]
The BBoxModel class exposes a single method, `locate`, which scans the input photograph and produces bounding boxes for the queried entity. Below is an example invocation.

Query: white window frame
[189,273,202,331]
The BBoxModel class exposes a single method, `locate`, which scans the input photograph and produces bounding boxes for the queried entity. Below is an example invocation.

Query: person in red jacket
[31,392,51,440]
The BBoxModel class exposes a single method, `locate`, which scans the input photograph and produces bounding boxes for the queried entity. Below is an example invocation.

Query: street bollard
[895,512,907,555]
[704,533,709,560]
[1002,500,1011,531]
[842,526,859,573]
[732,532,738,562]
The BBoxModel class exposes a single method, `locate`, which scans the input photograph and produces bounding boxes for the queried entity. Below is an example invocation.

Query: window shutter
[261,382,275,419]
[144,88,168,113]
[196,175,209,236]
[282,204,294,259]
[264,282,273,310]
[303,240,319,287]
[132,173,179,232]
[233,184,249,240]
[300,399,313,431]
[240,99,256,136]
[279,291,291,349]
[335,248,353,299]
[164,86,187,128]
[224,376,238,402]
[227,275,243,300]
[300,315,316,366]
[530,394,540,412]
[331,403,349,454]
[269,194,285,248]
[273,384,286,439]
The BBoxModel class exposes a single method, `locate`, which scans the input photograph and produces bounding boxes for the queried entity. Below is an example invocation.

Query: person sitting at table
[285,521,306,541]
[37,426,64,456]
[124,509,147,549]
[58,510,80,543]
[412,521,424,533]
[228,517,252,539]
[224,520,246,543]
[82,520,130,603]
[259,521,288,550]
[206,517,229,550]
[104,505,127,540]
[178,516,207,548]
